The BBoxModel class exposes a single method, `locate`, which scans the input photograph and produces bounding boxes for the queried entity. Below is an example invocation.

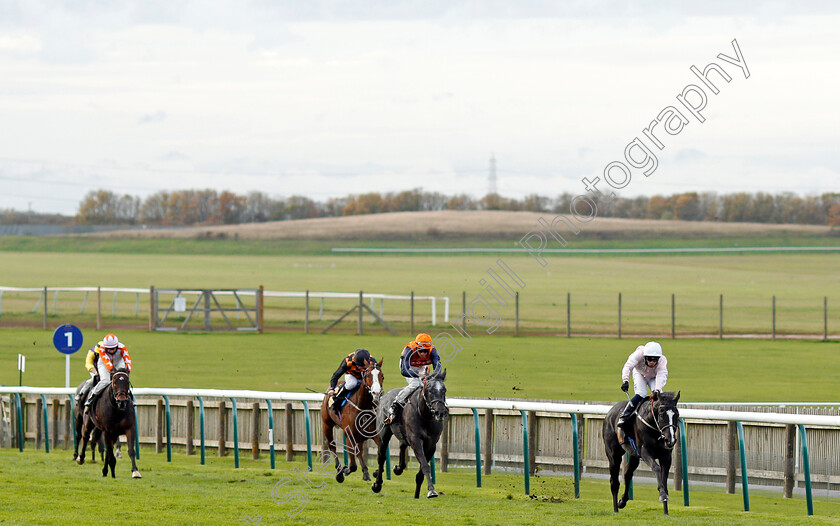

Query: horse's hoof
[371,482,382,493]
[618,498,627,509]
[347,465,357,474]
[427,490,438,498]
[72,453,78,460]
[336,472,345,483]
[132,471,142,479]
[362,473,371,482]
[393,466,403,476]
[77,458,85,465]
[659,494,669,503]
[373,470,380,478]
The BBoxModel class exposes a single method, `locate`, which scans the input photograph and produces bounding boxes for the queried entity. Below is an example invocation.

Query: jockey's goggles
[644,356,659,363]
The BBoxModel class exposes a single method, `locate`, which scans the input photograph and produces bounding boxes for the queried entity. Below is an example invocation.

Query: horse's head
[422,369,448,422]
[363,358,384,403]
[111,369,131,411]
[652,390,680,449]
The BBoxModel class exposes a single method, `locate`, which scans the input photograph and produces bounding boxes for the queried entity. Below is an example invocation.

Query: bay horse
[76,369,141,479]
[371,369,447,498]
[603,390,680,514]
[320,359,383,483]
[72,379,122,463]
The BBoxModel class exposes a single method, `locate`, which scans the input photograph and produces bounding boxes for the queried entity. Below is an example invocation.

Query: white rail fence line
[0,287,450,325]
[3,386,838,427]
[2,387,837,515]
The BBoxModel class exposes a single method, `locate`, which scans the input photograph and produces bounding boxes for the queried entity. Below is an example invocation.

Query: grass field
[2,329,839,402]
[1,226,839,524]
[0,248,838,335]
[1,449,838,525]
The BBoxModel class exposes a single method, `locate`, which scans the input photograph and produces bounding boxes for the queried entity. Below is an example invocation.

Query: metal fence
[2,387,838,517]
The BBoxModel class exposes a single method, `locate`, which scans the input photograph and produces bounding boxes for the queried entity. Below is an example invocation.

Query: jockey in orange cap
[84,333,132,414]
[384,333,441,424]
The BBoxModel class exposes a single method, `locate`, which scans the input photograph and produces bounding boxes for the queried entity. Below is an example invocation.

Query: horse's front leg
[102,435,116,478]
[322,424,345,483]
[371,429,391,493]
[393,443,408,476]
[659,451,672,503]
[354,437,371,481]
[639,446,666,502]
[124,425,141,478]
[410,438,435,498]
[619,453,640,508]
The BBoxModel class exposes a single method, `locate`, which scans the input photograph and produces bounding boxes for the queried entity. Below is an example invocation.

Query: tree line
[3,188,838,227]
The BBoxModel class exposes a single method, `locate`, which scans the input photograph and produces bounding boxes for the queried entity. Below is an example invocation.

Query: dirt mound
[84,210,831,241]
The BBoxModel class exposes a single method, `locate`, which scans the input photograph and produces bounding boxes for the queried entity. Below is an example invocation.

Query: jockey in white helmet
[617,341,668,430]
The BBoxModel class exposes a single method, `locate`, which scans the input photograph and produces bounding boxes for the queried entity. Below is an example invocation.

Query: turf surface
[1,450,837,525]
[2,330,838,402]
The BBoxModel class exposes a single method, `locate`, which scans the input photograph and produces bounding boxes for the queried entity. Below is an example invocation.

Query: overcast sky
[0,1,838,215]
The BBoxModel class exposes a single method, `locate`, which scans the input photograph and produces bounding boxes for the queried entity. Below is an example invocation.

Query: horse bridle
[342,363,382,411]
[636,398,678,443]
[110,371,131,409]
[421,377,447,416]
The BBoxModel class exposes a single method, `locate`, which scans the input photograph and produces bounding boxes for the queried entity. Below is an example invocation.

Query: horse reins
[342,364,382,412]
[420,377,446,416]
[636,398,677,443]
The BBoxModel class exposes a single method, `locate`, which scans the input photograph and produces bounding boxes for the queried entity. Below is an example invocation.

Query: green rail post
[230,397,239,468]
[67,395,78,453]
[520,410,530,495]
[14,393,24,452]
[162,395,172,462]
[197,396,205,465]
[798,425,814,516]
[431,455,436,484]
[40,394,50,453]
[625,452,633,500]
[343,433,349,467]
[471,408,481,488]
[301,401,312,471]
[736,421,750,511]
[679,418,689,506]
[571,413,580,499]
[386,446,391,480]
[132,403,140,459]
[266,400,276,469]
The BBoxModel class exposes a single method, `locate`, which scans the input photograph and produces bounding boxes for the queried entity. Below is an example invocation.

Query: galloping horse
[603,390,680,514]
[72,379,122,463]
[372,370,448,498]
[320,359,383,483]
[76,369,141,479]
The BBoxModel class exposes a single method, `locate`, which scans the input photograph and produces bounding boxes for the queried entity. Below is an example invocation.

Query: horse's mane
[655,391,679,406]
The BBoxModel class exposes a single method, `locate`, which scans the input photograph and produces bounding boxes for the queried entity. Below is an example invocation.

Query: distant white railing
[0,286,450,325]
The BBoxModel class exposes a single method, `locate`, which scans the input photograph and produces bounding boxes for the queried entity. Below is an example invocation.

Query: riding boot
[384,401,402,425]
[84,392,98,414]
[616,401,636,429]
[332,386,346,414]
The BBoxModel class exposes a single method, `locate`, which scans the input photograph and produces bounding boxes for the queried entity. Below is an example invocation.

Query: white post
[443,297,450,323]
[431,298,437,326]
[65,355,70,388]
